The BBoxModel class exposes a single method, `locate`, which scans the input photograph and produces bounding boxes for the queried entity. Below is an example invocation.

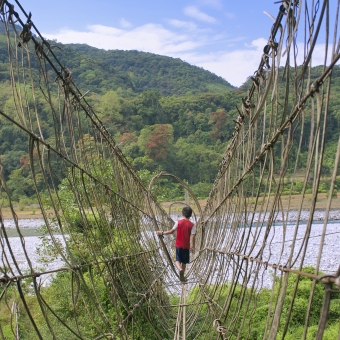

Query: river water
[2,213,340,287]
[1,219,65,283]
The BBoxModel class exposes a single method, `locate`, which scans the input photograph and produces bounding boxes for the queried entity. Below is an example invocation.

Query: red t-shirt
[174,219,195,249]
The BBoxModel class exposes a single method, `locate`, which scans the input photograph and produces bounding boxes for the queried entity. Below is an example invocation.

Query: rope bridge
[0,0,340,339]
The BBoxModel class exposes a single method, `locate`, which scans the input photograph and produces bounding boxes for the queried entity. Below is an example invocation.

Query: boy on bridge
[157,206,196,282]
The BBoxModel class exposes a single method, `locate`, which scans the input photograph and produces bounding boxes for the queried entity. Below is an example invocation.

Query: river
[2,213,340,288]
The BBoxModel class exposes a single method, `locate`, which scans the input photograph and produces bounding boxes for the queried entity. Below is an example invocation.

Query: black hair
[182,206,192,218]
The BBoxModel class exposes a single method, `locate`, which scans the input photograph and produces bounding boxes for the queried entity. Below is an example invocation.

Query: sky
[16,0,335,87]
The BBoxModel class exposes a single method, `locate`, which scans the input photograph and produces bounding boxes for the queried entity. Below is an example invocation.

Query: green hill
[52,43,234,96]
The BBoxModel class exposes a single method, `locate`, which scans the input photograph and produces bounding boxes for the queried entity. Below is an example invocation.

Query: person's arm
[156,229,175,236]
[190,234,195,253]
[190,224,196,252]
[156,221,178,236]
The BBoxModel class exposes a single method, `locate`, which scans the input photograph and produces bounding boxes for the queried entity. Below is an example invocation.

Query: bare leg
[176,261,186,281]
[182,263,186,274]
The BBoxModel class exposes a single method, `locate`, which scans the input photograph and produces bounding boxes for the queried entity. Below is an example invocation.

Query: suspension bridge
[0,0,340,339]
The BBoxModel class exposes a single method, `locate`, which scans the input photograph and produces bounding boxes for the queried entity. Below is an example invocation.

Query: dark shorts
[176,247,190,264]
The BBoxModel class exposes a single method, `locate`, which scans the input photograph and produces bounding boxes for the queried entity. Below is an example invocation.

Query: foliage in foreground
[2,260,339,339]
[188,267,340,339]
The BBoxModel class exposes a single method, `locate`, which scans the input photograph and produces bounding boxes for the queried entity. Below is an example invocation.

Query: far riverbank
[1,193,339,220]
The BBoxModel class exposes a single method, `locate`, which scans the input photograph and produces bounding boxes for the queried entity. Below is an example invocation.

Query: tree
[136,91,164,125]
[145,124,174,161]
[98,90,123,123]
[209,108,228,142]
[119,132,138,145]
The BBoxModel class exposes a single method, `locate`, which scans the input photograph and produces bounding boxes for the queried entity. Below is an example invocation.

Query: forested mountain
[48,43,235,96]
[0,30,340,202]
[0,32,235,200]
[0,43,233,97]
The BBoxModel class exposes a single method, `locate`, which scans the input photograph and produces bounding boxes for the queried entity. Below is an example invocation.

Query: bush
[191,182,212,199]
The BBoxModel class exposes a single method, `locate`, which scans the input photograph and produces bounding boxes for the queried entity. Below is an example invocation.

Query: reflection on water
[2,219,61,238]
[5,228,62,238]
[5,228,44,237]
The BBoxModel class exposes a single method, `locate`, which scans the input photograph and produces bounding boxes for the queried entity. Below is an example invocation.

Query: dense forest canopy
[58,44,235,96]
[0,35,340,201]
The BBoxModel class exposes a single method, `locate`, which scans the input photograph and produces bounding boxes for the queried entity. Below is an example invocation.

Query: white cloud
[181,38,267,86]
[249,37,267,49]
[43,24,208,55]
[89,25,123,36]
[120,18,132,28]
[167,19,197,31]
[281,42,337,67]
[183,6,217,24]
[187,39,336,87]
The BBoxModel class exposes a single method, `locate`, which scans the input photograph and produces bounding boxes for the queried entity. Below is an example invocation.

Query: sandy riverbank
[161,193,340,216]
[1,193,339,220]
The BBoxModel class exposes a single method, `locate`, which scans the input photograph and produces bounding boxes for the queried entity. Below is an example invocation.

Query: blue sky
[17,0,334,87]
